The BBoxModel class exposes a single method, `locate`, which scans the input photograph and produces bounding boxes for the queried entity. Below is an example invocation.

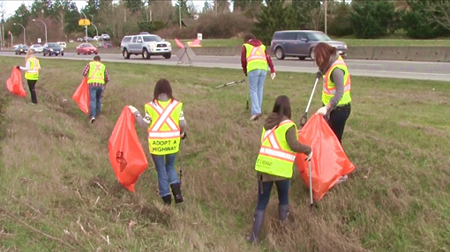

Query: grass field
[0,56,449,252]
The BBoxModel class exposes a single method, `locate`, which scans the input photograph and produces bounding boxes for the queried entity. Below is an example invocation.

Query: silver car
[121,32,172,60]
[30,44,44,53]
[270,30,347,60]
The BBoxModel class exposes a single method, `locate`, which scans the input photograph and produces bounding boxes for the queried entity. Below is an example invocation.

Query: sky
[1,0,209,18]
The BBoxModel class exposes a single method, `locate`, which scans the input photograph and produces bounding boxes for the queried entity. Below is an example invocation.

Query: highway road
[1,51,449,82]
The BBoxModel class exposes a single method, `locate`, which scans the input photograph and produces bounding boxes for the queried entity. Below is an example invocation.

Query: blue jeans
[248,69,267,115]
[256,179,290,211]
[89,85,104,118]
[151,154,179,197]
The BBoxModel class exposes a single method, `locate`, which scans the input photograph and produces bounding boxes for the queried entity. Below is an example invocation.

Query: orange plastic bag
[72,78,89,114]
[296,114,355,201]
[6,67,26,97]
[108,106,148,192]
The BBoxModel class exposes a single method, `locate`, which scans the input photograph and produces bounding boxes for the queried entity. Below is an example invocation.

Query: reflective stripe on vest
[146,99,182,155]
[322,56,352,106]
[255,120,297,178]
[25,58,39,80]
[244,43,268,73]
[87,61,105,84]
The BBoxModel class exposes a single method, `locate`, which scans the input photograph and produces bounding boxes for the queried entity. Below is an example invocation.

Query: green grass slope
[0,57,449,252]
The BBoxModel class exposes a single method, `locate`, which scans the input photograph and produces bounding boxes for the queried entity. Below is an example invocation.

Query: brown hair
[272,95,292,125]
[244,33,256,43]
[313,42,337,70]
[153,79,176,102]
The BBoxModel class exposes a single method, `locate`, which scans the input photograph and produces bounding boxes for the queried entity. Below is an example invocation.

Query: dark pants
[27,79,38,104]
[327,103,351,142]
[256,179,290,211]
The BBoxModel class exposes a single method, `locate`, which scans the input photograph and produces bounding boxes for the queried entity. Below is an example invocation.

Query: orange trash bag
[296,114,355,201]
[108,106,148,192]
[6,67,26,97]
[72,78,90,114]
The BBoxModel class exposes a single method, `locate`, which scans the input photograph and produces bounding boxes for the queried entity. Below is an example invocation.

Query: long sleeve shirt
[19,60,41,71]
[241,39,275,75]
[82,62,110,86]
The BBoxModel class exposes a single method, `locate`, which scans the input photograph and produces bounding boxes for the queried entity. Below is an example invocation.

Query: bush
[156,12,253,40]
[328,3,353,37]
[401,1,450,39]
[350,1,396,38]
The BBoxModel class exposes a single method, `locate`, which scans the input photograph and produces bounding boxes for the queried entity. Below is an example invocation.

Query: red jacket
[241,39,275,75]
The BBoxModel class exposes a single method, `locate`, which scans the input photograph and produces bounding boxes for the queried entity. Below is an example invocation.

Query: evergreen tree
[253,0,297,45]
[350,1,396,38]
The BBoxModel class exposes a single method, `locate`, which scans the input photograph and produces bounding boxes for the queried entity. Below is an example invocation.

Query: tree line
[1,0,449,46]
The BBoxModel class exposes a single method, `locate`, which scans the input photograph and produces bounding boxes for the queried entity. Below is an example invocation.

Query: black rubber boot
[278,204,289,221]
[170,183,184,203]
[246,210,265,243]
[162,195,171,205]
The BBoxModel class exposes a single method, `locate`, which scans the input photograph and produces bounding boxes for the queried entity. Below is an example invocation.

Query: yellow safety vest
[255,120,297,178]
[145,99,183,155]
[25,57,40,80]
[244,43,268,73]
[87,61,106,84]
[322,56,352,106]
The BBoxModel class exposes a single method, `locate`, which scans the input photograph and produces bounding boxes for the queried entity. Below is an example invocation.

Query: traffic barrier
[372,47,408,61]
[346,47,374,60]
[406,47,447,62]
[192,47,242,56]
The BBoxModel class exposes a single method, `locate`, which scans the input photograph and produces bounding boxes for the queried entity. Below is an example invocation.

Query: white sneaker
[250,115,259,121]
[90,117,95,124]
[338,175,348,184]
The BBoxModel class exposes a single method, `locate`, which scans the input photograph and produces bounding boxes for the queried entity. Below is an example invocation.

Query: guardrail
[190,46,450,62]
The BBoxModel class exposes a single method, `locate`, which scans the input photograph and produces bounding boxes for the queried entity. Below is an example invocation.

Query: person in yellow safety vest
[82,55,110,124]
[247,95,312,243]
[241,33,276,121]
[313,42,352,183]
[128,79,187,205]
[17,49,41,104]
[313,42,352,143]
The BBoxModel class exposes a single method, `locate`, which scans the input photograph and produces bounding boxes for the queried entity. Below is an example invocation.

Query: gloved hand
[271,72,276,80]
[316,71,322,79]
[306,151,313,162]
[316,106,327,116]
[128,105,138,114]
[16,66,20,70]
[181,132,187,140]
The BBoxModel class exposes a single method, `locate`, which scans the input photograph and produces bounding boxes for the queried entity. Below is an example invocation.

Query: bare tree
[424,0,450,31]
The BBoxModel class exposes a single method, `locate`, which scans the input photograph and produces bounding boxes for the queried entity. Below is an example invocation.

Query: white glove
[271,72,276,80]
[306,151,313,162]
[316,106,327,116]
[128,105,138,114]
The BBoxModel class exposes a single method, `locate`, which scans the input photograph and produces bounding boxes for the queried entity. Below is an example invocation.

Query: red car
[76,43,98,55]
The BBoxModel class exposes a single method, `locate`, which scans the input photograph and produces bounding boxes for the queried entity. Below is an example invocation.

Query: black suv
[15,44,28,55]
[270,30,347,60]
[43,43,64,56]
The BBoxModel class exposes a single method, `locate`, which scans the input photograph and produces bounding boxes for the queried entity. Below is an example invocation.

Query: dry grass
[0,56,449,252]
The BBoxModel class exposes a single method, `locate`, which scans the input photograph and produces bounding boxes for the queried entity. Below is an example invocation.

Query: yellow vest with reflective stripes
[255,120,297,178]
[145,99,183,155]
[244,43,268,73]
[25,57,40,80]
[322,56,352,106]
[87,61,106,84]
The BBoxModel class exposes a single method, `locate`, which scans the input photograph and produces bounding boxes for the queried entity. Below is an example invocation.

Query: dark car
[98,42,113,48]
[76,43,98,55]
[15,44,28,55]
[270,30,347,60]
[43,42,63,56]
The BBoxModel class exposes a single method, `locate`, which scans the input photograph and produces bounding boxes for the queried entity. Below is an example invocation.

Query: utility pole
[179,4,181,28]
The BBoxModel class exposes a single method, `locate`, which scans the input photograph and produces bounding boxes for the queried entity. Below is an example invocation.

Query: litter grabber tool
[215,79,246,89]
[299,77,320,127]
[308,159,314,207]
